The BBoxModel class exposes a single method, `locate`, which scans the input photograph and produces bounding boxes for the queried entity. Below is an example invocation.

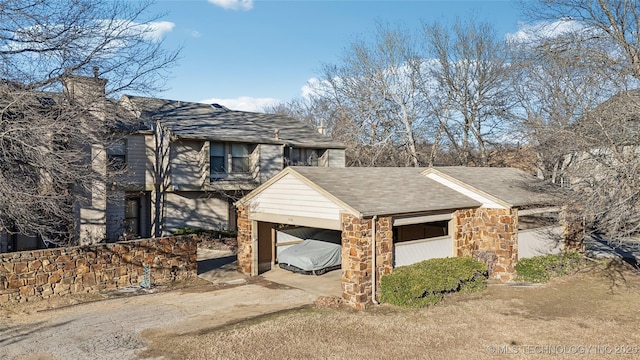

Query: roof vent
[211,103,229,111]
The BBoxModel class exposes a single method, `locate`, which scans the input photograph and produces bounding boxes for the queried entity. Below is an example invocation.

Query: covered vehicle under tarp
[278,238,341,275]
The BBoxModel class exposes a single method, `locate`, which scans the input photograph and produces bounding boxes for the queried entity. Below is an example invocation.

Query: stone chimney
[63,67,108,121]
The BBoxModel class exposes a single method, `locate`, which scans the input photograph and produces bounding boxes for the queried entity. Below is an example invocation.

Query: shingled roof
[240,166,558,218]
[121,95,345,148]
[289,167,482,217]
[423,166,556,207]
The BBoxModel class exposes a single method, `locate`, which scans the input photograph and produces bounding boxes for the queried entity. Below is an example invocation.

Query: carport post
[271,227,276,265]
[251,220,258,276]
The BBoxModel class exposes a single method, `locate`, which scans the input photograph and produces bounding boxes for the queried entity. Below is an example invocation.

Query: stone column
[375,216,393,301]
[236,206,253,275]
[453,208,518,281]
[341,214,372,310]
[340,214,393,310]
[560,206,585,252]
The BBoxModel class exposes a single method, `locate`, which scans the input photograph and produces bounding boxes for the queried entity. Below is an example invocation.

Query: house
[235,166,565,309]
[556,90,640,243]
[0,73,346,251]
[103,94,346,242]
[0,74,111,251]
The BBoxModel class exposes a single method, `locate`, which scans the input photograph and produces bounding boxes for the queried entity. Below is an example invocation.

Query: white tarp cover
[278,239,341,271]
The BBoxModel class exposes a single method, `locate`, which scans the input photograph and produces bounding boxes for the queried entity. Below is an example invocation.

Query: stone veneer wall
[560,206,585,252]
[453,208,518,281]
[0,235,198,305]
[236,206,253,275]
[375,216,393,301]
[341,214,393,310]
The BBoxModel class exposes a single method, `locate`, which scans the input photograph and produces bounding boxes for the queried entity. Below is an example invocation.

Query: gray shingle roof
[123,95,345,148]
[289,167,481,217]
[426,166,556,207]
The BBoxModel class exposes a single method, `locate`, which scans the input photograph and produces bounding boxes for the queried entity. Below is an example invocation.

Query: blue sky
[150,1,525,111]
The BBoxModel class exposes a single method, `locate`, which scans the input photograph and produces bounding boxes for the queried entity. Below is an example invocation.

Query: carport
[236,166,561,310]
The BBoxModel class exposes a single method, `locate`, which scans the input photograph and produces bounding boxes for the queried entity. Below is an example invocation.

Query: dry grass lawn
[141,259,640,359]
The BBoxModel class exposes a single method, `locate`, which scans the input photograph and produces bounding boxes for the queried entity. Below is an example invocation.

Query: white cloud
[199,96,281,112]
[301,78,322,99]
[2,19,175,56]
[191,30,202,38]
[301,77,339,100]
[141,21,176,42]
[506,19,587,44]
[208,0,253,11]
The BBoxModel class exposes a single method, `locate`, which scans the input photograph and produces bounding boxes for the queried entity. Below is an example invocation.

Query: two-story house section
[105,95,346,241]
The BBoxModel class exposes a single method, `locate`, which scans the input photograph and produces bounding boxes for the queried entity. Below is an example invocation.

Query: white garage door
[394,236,453,267]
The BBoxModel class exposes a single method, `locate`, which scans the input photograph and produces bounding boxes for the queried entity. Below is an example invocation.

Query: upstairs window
[107,139,127,171]
[210,142,226,174]
[231,143,250,173]
[285,147,320,167]
[210,142,252,178]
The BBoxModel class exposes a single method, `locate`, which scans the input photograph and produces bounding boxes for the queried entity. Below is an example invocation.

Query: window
[231,143,250,173]
[394,221,449,243]
[124,197,140,236]
[285,147,321,167]
[210,142,226,174]
[210,142,252,178]
[107,139,126,170]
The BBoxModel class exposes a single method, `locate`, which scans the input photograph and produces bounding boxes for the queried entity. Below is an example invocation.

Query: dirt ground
[2,259,640,360]
[142,259,640,360]
[0,277,317,360]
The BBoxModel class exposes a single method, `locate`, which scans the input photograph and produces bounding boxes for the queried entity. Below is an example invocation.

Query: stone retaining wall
[0,235,199,305]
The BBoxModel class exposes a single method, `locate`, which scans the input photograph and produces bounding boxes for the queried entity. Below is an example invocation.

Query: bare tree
[508,32,619,182]
[524,0,640,80]
[521,0,640,240]
[309,23,430,167]
[568,90,640,240]
[420,18,516,166]
[0,0,178,244]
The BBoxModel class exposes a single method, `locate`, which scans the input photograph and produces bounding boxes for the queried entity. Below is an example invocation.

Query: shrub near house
[515,252,584,283]
[380,257,487,308]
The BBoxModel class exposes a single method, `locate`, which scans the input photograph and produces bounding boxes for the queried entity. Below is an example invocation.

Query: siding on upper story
[326,149,346,168]
[259,144,283,183]
[170,140,207,190]
[144,134,157,190]
[114,131,345,193]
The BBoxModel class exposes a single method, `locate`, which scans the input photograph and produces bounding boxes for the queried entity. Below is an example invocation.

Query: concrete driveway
[0,249,338,360]
[197,248,342,298]
[585,234,640,267]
